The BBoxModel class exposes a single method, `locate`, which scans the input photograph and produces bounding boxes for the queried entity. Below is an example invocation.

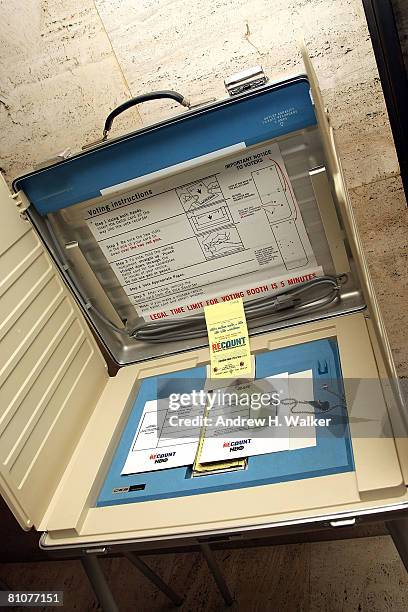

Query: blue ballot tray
[97,338,354,507]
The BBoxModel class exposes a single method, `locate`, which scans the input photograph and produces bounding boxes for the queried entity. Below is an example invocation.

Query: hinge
[308,87,331,126]
[10,190,30,213]
[84,547,108,555]
[189,96,217,109]
[34,148,72,169]
[224,65,268,96]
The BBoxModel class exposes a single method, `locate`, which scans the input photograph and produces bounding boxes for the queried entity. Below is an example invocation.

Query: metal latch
[84,547,108,555]
[10,190,30,213]
[329,518,357,528]
[224,65,268,96]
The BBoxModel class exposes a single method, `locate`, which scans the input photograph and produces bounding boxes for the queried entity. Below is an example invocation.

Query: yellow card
[204,298,251,378]
[192,403,247,475]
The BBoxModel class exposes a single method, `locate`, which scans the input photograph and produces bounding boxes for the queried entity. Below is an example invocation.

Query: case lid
[0,175,108,529]
[13,78,316,215]
[12,52,365,368]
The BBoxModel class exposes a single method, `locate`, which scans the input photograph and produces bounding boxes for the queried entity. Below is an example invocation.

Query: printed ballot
[121,398,206,475]
[121,369,317,475]
[198,374,291,463]
[198,369,317,463]
[288,369,316,450]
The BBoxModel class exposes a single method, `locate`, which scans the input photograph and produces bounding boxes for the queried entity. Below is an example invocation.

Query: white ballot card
[85,142,318,320]
[288,369,317,450]
[121,399,205,475]
[199,373,291,463]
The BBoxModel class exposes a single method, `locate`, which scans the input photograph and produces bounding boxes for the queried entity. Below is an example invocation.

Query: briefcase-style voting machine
[1,48,407,554]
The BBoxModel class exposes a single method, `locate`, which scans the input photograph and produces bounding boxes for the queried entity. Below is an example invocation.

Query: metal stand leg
[124,552,183,606]
[81,555,119,612]
[199,543,234,606]
[387,519,408,573]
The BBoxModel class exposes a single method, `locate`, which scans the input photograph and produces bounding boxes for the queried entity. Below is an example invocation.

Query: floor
[1,534,408,611]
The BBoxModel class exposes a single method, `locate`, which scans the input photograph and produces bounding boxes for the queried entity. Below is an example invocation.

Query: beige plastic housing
[0,50,406,550]
[40,312,408,550]
[0,175,108,530]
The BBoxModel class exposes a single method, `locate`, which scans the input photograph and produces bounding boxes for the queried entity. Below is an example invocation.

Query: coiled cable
[129,274,346,343]
[43,218,345,344]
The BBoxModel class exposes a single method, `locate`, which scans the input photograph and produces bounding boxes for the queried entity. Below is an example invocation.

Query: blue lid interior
[14,78,316,216]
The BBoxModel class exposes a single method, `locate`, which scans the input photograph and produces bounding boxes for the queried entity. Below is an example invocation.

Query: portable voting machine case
[1,47,407,554]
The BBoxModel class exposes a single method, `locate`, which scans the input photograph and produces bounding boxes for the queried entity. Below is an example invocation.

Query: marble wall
[0,0,143,181]
[93,0,399,189]
[0,0,407,374]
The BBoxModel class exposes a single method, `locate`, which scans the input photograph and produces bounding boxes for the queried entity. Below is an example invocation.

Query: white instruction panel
[85,143,317,320]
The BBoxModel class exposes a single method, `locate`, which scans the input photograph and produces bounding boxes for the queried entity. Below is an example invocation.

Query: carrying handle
[103,90,190,140]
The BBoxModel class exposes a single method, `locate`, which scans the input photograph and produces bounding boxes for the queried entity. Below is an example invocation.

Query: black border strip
[363,0,408,201]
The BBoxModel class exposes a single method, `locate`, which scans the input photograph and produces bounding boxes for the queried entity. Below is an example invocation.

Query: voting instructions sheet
[85,142,319,319]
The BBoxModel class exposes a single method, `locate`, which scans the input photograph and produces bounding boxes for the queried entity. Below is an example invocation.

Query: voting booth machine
[1,47,408,569]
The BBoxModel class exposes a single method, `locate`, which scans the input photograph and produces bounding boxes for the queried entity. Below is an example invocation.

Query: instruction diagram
[189,205,232,232]
[252,164,293,223]
[176,176,223,211]
[200,227,244,259]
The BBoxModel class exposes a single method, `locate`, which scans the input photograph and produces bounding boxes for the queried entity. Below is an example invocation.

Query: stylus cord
[43,219,345,344]
[129,275,346,343]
